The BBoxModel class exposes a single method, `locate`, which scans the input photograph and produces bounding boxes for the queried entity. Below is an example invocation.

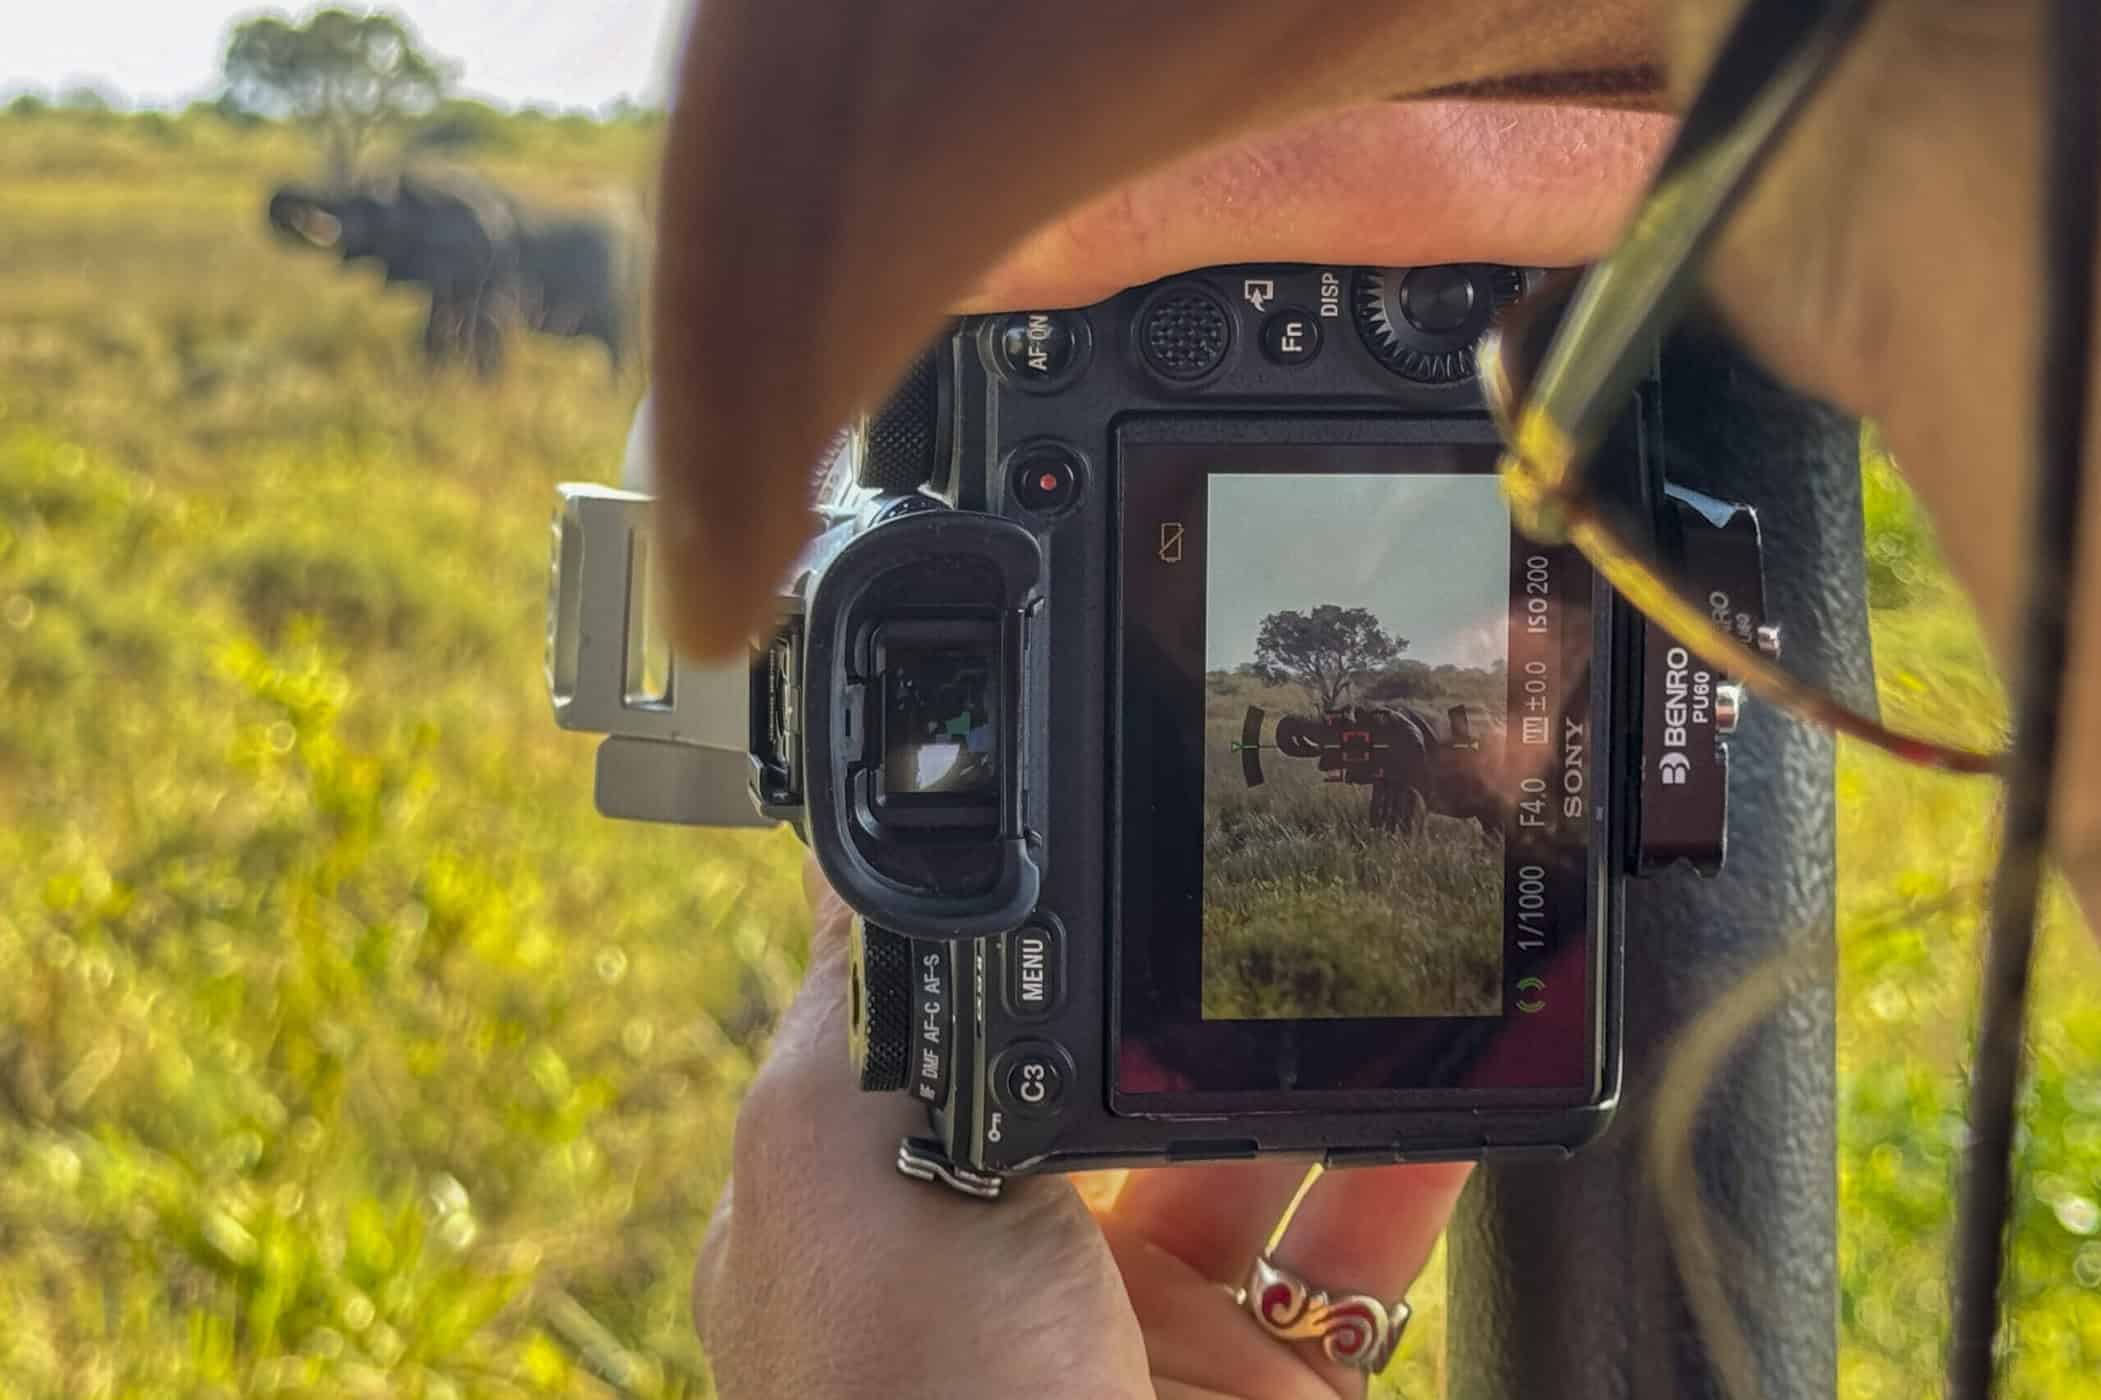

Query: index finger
[650,0,1665,658]
[962,101,1671,314]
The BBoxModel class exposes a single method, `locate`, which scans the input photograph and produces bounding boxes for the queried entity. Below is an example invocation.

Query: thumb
[697,861,1148,1396]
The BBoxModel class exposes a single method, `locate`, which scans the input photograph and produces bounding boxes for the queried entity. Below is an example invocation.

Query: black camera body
[550,262,1773,1193]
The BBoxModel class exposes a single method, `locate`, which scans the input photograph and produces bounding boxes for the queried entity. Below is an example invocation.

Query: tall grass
[1,109,803,1398]
[1202,675,1500,1019]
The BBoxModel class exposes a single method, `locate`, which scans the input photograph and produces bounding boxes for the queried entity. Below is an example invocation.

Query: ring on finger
[1235,1251,1412,1375]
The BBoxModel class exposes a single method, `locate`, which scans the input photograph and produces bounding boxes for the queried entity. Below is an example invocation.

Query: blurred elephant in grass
[266,168,641,379]
[1272,701,1504,835]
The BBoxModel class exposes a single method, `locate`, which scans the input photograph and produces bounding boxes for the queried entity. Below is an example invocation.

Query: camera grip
[1448,323,1872,1398]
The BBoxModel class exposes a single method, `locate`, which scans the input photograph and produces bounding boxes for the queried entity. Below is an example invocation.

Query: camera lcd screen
[1202,472,1509,1020]
[881,644,1000,798]
[1116,435,1600,1107]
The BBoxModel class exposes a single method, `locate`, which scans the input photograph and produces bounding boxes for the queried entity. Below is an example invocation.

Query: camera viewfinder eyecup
[801,510,1045,940]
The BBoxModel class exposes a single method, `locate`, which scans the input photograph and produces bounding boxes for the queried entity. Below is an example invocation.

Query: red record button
[1011,449,1082,516]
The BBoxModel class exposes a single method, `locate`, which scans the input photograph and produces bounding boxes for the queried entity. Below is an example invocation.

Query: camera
[548,263,1774,1196]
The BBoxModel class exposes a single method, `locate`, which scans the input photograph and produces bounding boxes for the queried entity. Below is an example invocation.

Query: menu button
[1004,923,1063,1021]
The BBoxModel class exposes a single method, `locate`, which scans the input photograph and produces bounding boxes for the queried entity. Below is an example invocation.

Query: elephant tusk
[295,208,342,247]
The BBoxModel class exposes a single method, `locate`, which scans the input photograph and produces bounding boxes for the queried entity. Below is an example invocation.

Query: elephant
[266,168,636,378]
[513,213,635,372]
[1270,701,1501,835]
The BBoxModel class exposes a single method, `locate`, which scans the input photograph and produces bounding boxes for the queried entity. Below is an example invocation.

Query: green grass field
[2,109,2098,1398]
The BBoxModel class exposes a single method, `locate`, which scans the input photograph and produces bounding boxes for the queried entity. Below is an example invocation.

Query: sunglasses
[1476,0,2001,776]
[1501,5,2100,1399]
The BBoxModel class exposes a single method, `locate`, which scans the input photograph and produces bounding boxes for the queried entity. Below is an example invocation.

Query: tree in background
[601,94,664,126]
[221,8,457,184]
[57,84,123,113]
[1253,604,1406,711]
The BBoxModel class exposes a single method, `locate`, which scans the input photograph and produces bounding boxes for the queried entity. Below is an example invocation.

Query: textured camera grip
[858,351,941,493]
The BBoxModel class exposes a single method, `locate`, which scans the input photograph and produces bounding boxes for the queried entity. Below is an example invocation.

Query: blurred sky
[1206,474,1511,673]
[4,1,686,110]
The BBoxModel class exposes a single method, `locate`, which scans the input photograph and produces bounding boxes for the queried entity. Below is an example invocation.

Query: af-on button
[1003,923,1064,1020]
[991,311,1088,391]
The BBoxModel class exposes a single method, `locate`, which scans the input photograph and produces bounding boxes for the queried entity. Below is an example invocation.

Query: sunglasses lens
[1485,285,2001,774]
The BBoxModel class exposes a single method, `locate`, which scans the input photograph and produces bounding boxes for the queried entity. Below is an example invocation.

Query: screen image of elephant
[1200,472,1509,1021]
[266,167,640,378]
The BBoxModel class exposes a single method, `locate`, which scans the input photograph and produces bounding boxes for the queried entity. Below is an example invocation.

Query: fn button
[1003,923,1064,1021]
[1260,309,1323,366]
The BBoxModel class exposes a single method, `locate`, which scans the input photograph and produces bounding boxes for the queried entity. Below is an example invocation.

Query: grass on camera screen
[1201,473,1510,1021]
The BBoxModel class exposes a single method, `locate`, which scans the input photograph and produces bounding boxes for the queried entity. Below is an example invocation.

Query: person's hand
[694,869,1469,1399]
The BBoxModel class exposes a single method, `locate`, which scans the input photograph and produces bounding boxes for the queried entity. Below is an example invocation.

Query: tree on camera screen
[1202,474,1510,1020]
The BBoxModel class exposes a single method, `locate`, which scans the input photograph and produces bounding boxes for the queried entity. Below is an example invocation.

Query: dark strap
[1449,323,1871,1399]
[1951,3,2100,1393]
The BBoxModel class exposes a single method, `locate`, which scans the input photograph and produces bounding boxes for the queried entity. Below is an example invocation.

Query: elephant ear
[648,0,1663,658]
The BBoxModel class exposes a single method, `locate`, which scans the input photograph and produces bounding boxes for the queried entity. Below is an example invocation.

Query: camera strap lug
[896,1136,1003,1200]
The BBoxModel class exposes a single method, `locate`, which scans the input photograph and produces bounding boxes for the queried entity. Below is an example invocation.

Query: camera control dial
[848,918,914,1092]
[1352,265,1526,384]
